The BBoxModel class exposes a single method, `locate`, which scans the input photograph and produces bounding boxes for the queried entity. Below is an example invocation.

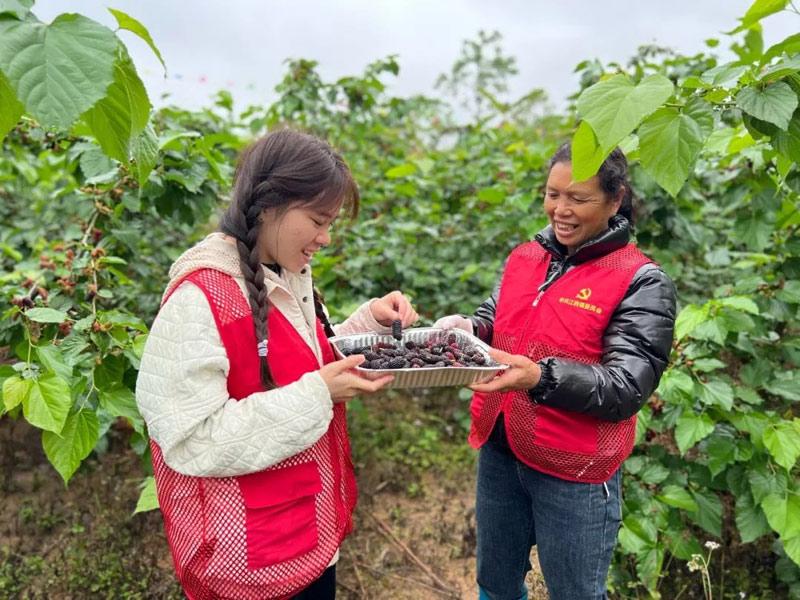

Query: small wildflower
[704,540,720,550]
[687,555,702,572]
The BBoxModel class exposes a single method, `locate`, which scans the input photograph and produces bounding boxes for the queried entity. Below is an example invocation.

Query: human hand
[369,290,419,328]
[432,314,473,334]
[319,354,394,403]
[468,349,541,393]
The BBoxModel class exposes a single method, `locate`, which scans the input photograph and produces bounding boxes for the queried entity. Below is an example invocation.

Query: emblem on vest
[559,288,602,314]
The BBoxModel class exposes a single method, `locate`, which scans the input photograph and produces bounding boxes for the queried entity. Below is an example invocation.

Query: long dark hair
[548,142,635,225]
[219,129,359,389]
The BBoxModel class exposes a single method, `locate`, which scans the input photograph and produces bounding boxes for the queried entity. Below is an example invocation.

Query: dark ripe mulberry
[392,319,402,340]
[342,334,495,370]
[387,357,407,369]
[421,352,440,364]
[447,333,457,345]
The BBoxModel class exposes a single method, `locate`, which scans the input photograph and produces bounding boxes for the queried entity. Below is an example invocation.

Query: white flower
[704,540,720,550]
[687,555,702,572]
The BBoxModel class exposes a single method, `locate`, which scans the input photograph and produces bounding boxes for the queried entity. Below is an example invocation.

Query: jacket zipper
[532,259,569,307]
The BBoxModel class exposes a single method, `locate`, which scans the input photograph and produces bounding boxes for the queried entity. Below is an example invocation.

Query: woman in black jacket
[435,143,676,600]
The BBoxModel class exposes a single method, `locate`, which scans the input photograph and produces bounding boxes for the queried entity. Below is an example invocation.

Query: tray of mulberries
[328,327,508,389]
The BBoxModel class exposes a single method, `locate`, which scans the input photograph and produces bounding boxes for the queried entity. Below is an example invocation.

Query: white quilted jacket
[135,232,391,478]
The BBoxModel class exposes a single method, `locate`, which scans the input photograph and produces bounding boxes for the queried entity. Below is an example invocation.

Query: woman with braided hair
[136,128,418,599]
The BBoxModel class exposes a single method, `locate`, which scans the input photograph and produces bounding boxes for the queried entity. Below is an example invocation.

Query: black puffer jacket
[470,215,677,423]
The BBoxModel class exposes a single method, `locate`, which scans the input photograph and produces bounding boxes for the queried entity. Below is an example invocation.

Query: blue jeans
[476,419,622,600]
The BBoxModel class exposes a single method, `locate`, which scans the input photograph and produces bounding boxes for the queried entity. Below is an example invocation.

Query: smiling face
[543,161,622,255]
[257,200,341,273]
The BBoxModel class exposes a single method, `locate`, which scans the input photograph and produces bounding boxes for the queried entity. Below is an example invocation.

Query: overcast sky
[37,1,798,114]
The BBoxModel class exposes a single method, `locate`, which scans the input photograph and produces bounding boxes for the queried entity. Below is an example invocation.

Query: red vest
[150,269,357,600]
[469,242,651,483]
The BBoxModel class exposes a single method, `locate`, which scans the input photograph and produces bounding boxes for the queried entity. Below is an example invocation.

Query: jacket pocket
[237,461,322,569]
[532,404,598,455]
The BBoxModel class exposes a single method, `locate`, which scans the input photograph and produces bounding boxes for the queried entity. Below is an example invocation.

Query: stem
[673,582,691,600]
[80,209,100,247]
[77,378,97,412]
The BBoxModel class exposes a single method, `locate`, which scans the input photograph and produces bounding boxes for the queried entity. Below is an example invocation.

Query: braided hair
[548,142,636,225]
[219,129,359,389]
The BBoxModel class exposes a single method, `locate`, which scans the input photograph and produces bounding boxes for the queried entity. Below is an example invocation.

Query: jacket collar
[535,215,631,264]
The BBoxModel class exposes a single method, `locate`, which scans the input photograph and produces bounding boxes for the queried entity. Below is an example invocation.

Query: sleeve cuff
[332,300,393,336]
[528,359,556,403]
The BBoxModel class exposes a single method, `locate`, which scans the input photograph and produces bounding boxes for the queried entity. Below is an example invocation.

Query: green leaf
[719,296,760,314]
[736,82,798,130]
[98,384,143,430]
[777,280,800,303]
[735,491,771,543]
[705,433,736,477]
[132,334,147,360]
[0,69,23,142]
[685,96,715,137]
[42,409,99,484]
[639,107,706,196]
[130,123,158,186]
[783,535,800,567]
[82,52,151,163]
[24,307,68,323]
[675,303,708,340]
[657,368,695,404]
[700,62,748,87]
[748,466,787,504]
[3,375,31,412]
[735,385,763,405]
[763,33,800,64]
[760,55,800,83]
[763,420,800,471]
[0,14,118,128]
[36,344,73,382]
[477,187,506,204]
[639,462,671,485]
[107,8,166,74]
[770,108,800,161]
[385,163,416,179]
[133,476,159,514]
[571,120,607,181]
[665,530,702,561]
[676,411,715,454]
[656,485,699,511]
[736,0,788,32]
[698,379,734,411]
[690,488,723,537]
[576,74,674,150]
[765,371,800,401]
[762,492,800,539]
[691,358,726,373]
[78,143,115,178]
[23,373,72,434]
[622,514,658,546]
[0,0,33,19]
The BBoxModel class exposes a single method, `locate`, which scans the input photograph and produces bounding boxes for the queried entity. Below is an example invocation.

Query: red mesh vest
[150,269,357,600]
[469,242,651,483]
